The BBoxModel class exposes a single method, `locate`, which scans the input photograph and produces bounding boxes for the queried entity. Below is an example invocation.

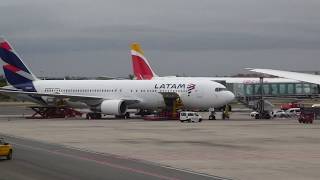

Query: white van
[286,108,301,117]
[180,111,202,123]
[311,104,320,108]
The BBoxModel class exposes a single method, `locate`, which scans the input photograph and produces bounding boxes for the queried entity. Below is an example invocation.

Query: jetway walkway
[235,77,300,119]
[222,76,320,119]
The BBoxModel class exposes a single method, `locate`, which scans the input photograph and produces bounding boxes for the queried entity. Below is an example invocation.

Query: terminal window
[279,84,286,94]
[271,84,278,95]
[287,84,294,94]
[296,84,303,94]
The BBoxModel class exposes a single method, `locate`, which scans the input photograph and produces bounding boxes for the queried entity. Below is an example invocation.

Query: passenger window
[188,113,194,116]
[181,113,186,116]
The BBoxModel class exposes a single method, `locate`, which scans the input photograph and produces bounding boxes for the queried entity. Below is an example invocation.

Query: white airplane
[0,38,235,118]
[247,68,320,85]
[130,43,299,84]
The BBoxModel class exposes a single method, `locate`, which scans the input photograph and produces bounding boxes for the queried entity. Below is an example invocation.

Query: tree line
[0,76,11,101]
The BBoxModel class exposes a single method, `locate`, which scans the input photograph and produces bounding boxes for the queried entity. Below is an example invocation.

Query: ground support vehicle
[180,111,202,123]
[0,138,13,160]
[298,107,320,124]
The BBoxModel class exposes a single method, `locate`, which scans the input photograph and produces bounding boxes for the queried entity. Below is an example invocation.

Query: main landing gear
[86,113,102,119]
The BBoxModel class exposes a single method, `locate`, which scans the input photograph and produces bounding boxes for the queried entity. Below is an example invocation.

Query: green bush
[0,78,6,87]
[0,78,11,101]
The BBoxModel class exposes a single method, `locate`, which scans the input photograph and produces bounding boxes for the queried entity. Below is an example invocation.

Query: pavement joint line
[1,133,232,180]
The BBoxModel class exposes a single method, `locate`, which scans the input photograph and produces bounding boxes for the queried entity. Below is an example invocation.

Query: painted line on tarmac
[157,166,233,180]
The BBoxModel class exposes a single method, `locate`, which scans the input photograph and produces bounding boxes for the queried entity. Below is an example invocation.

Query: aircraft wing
[248,68,320,85]
[0,88,140,104]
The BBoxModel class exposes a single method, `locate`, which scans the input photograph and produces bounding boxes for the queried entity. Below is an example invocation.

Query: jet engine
[99,100,127,115]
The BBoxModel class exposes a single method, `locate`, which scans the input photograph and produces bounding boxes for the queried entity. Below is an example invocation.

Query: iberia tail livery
[130,43,158,80]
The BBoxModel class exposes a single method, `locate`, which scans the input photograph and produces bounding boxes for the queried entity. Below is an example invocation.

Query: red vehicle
[298,108,314,124]
[280,102,301,111]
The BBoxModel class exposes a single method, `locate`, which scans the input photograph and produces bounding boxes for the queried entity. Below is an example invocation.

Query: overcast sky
[1,0,320,77]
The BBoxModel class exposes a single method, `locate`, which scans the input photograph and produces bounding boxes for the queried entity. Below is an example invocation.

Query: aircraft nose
[224,91,235,103]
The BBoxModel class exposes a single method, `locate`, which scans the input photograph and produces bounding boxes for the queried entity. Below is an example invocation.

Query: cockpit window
[215,88,227,92]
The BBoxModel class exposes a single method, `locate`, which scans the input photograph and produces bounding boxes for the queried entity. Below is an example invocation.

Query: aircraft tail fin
[0,37,37,91]
[130,43,158,80]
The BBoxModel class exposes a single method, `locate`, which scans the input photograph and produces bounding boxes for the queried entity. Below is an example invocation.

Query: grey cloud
[1,0,320,77]
[15,30,320,55]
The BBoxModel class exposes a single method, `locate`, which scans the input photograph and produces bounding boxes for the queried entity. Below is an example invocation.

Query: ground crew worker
[222,105,231,119]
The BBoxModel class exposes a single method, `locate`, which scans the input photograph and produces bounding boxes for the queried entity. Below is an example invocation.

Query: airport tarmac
[0,135,222,180]
[0,102,34,116]
[0,104,320,180]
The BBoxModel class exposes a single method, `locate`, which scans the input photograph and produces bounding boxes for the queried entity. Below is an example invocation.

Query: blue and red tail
[0,38,37,91]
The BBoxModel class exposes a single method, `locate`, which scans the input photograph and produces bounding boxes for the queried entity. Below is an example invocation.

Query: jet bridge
[236,77,274,119]
[232,77,320,119]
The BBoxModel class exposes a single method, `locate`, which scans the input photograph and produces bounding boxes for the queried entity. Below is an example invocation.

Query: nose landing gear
[208,107,216,120]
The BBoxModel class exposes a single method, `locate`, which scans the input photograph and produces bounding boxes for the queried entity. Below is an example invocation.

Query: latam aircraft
[130,43,299,84]
[0,38,235,118]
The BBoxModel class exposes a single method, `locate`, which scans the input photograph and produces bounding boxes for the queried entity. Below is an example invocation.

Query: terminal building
[210,77,320,98]
[229,81,319,98]
[210,77,320,117]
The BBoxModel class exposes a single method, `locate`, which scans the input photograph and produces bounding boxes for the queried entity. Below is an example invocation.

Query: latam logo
[187,83,196,96]
[154,83,196,96]
[155,83,186,89]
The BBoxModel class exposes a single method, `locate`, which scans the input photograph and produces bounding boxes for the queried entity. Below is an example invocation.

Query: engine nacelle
[99,100,127,115]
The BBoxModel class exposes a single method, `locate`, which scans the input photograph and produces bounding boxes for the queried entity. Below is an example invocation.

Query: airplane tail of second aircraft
[130,43,158,80]
[0,37,38,91]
